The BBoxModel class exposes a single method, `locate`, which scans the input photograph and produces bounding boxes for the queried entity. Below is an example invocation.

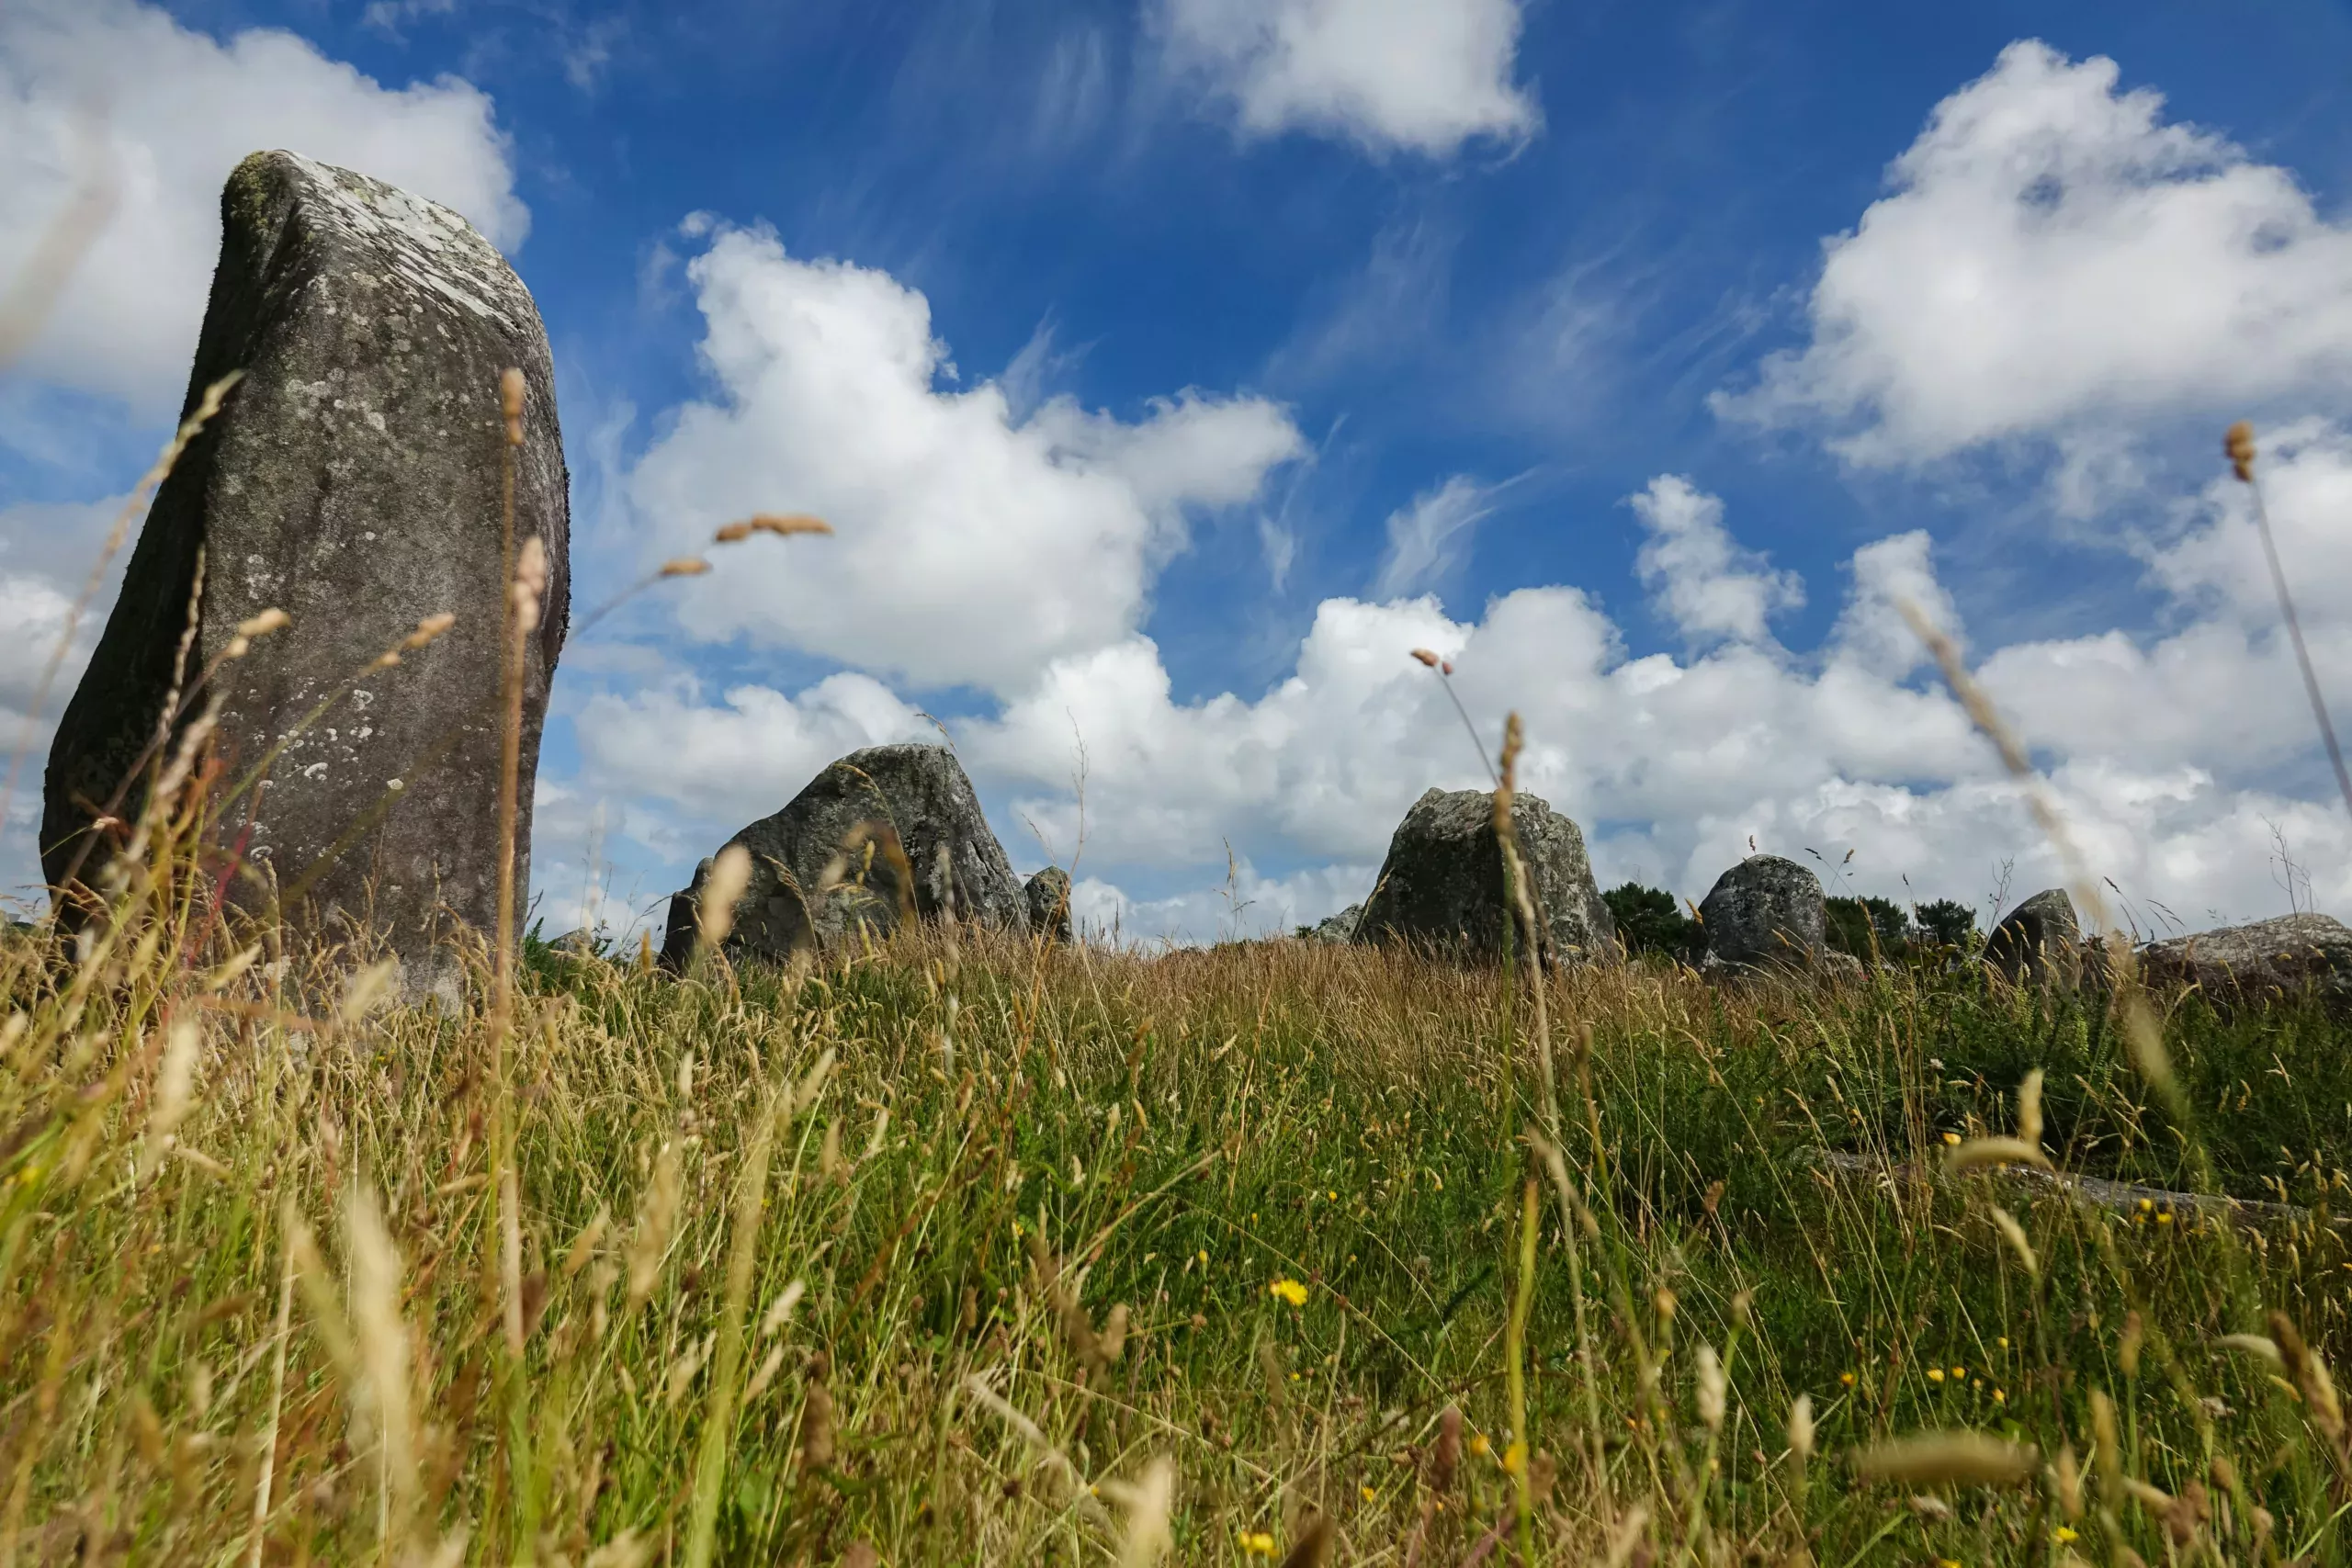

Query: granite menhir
[661,745,1028,970]
[42,152,569,1000]
[1352,787,1618,965]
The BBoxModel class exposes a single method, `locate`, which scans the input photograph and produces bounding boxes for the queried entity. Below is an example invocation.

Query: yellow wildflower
[2054,1526,2078,1543]
[1360,1485,1377,1503]
[1502,1439,1527,1474]
[1270,1278,1308,1307]
[1928,1369,1945,1383]
[1941,1132,1962,1146]
[1468,1433,1491,1458]
[1839,1371,1857,1387]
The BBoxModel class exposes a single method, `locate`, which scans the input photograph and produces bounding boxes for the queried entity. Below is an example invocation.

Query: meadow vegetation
[2,875,2349,1567]
[2,333,2342,1566]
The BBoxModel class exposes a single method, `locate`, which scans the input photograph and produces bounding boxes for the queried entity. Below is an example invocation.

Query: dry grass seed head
[748,513,832,536]
[1849,1432,2039,1487]
[624,1143,683,1311]
[2225,420,2256,482]
[233,607,289,641]
[1696,1345,1726,1430]
[402,612,458,650]
[1107,1455,1175,1568]
[697,844,752,950]
[1429,1405,1462,1491]
[500,366,526,445]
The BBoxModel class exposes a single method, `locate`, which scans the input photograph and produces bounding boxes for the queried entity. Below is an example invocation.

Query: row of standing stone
[43,152,2348,1010]
[656,751,2352,1010]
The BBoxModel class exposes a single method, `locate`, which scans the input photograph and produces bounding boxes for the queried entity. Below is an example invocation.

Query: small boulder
[1698,855,1826,971]
[1352,789,1616,964]
[1985,888,2083,985]
[1025,867,1073,943]
[661,744,1024,967]
[2139,913,2352,1010]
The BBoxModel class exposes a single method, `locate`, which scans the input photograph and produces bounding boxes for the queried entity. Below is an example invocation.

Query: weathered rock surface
[1986,888,2083,985]
[2139,913,2352,1010]
[661,744,1025,967]
[41,152,568,1004]
[1352,789,1616,964]
[1698,855,1826,971]
[1025,867,1072,943]
[1308,904,1363,944]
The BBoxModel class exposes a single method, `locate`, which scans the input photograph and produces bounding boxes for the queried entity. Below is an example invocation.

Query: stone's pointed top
[662,742,1026,968]
[227,151,526,331]
[1353,786,1616,965]
[1699,854,1827,972]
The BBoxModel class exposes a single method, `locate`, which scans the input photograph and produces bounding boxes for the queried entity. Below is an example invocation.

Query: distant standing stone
[1353,788,1616,964]
[1308,903,1363,944]
[1025,867,1073,943]
[1698,855,1826,971]
[42,152,568,1006]
[2139,913,2352,1010]
[1985,888,2083,985]
[662,744,1025,967]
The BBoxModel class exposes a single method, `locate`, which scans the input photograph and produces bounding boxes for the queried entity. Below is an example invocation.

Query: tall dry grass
[4,858,2352,1566]
[3,299,2346,1568]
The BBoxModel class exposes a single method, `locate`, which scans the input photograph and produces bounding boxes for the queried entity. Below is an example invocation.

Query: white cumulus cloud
[626,224,1306,694]
[0,0,525,414]
[1716,39,2352,465]
[1155,0,1539,157]
[573,670,935,833]
[571,452,2352,942]
[1630,475,1804,647]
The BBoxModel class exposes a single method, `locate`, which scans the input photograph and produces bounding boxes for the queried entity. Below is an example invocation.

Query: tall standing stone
[1352,787,1617,964]
[1698,855,1827,971]
[42,152,568,1001]
[661,744,1026,968]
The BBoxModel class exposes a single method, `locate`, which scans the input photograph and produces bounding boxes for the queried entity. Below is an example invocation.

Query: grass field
[3,894,2350,1568]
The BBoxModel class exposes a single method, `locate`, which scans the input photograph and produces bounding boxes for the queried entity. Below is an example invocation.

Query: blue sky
[6,0,2352,942]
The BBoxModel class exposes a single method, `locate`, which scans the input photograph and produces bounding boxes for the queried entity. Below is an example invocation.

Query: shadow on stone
[662,744,1024,970]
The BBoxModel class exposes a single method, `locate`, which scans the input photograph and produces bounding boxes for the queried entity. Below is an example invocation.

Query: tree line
[1600,883,1981,963]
